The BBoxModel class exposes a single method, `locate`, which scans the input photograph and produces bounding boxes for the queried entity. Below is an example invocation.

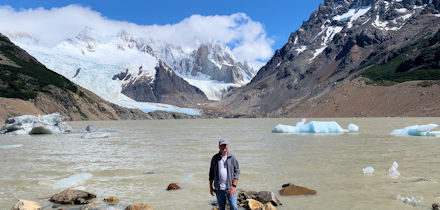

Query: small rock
[49,189,96,204]
[11,199,41,210]
[245,199,264,210]
[279,184,317,196]
[264,202,277,210]
[167,183,181,191]
[433,203,439,210]
[125,203,153,210]
[103,196,119,204]
[281,183,292,188]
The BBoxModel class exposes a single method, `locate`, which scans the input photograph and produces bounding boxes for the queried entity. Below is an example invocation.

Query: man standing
[209,139,240,210]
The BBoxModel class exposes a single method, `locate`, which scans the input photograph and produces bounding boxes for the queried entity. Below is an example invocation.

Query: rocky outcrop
[120,61,209,106]
[49,189,96,205]
[219,0,440,117]
[11,200,41,210]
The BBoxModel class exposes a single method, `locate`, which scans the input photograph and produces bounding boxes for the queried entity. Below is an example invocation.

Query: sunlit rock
[49,189,96,205]
[11,199,41,210]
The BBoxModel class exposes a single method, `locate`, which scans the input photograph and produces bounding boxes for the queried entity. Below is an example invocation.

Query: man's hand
[230,186,236,196]
[210,187,215,196]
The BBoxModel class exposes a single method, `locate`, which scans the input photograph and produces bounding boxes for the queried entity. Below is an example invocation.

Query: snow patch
[309,46,327,62]
[333,6,371,28]
[295,45,307,54]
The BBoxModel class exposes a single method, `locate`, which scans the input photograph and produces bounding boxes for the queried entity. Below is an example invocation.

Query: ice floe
[391,124,440,137]
[388,161,400,179]
[81,132,111,139]
[0,113,71,135]
[53,173,93,189]
[272,118,359,134]
[362,166,374,175]
[0,144,23,149]
[396,194,423,207]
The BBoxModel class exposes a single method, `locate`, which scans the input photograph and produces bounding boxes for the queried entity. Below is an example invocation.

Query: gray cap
[219,139,229,145]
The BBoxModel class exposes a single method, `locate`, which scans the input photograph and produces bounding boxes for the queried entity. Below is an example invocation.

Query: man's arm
[230,157,240,195]
[209,179,214,196]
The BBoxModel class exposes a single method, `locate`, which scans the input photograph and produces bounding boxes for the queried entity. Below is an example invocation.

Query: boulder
[49,189,96,204]
[279,183,317,196]
[125,203,153,210]
[11,200,41,210]
[264,202,277,210]
[237,190,281,207]
[245,199,264,210]
[167,183,181,191]
[255,191,281,206]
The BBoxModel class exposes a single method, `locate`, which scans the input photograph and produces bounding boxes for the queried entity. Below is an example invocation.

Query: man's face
[219,144,228,154]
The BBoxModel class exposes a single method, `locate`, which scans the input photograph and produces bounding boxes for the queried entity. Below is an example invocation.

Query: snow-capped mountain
[221,0,440,117]
[10,27,255,105]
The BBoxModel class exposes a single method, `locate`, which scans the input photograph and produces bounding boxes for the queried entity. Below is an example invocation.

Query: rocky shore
[10,182,319,210]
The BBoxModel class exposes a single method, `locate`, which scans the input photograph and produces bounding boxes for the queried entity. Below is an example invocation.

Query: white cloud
[0,5,273,69]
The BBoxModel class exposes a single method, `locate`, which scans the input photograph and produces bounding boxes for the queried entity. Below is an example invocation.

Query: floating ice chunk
[388,161,400,179]
[81,132,111,139]
[0,113,71,135]
[391,124,439,136]
[348,123,359,132]
[363,166,374,175]
[272,124,298,133]
[272,118,359,134]
[396,194,423,207]
[0,144,23,149]
[53,173,93,189]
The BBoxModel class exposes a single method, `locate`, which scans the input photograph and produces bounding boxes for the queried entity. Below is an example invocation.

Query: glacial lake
[1,118,440,209]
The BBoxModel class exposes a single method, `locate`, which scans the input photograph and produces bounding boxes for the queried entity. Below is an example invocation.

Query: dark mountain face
[220,0,440,117]
[118,61,209,106]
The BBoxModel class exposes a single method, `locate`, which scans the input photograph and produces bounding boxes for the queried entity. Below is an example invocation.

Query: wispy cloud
[0,5,274,69]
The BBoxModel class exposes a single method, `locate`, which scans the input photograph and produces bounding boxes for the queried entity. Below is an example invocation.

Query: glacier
[391,124,440,137]
[272,118,359,134]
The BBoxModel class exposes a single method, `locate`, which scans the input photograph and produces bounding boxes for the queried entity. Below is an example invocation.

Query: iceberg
[53,173,93,189]
[388,161,400,179]
[391,124,440,136]
[272,118,359,134]
[362,166,374,175]
[0,113,72,135]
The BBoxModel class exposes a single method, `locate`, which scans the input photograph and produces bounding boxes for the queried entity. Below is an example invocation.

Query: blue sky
[1,0,323,51]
